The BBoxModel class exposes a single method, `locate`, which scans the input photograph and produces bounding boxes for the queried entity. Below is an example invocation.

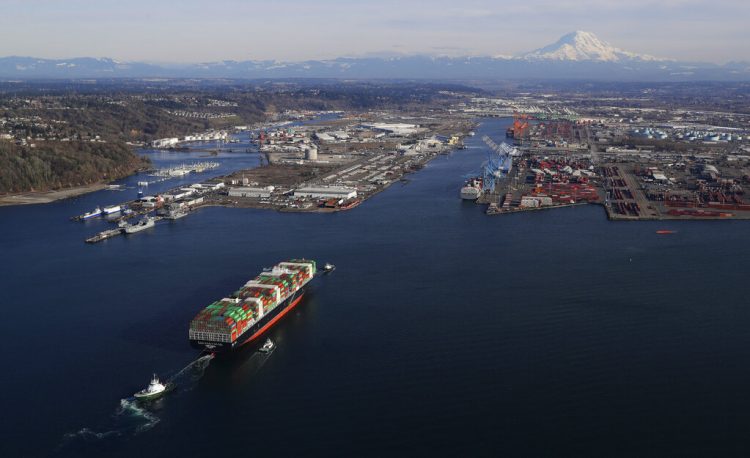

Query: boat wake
[60,398,160,448]
[116,398,161,434]
[166,354,214,391]
[59,354,214,451]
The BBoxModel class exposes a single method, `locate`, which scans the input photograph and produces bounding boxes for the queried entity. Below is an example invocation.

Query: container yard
[458,91,750,221]
[476,137,750,220]
[482,148,602,216]
[599,161,750,220]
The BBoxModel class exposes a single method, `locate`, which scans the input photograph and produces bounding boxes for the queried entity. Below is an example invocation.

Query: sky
[1,0,748,63]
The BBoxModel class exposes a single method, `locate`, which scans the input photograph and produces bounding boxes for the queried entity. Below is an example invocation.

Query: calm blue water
[2,118,750,457]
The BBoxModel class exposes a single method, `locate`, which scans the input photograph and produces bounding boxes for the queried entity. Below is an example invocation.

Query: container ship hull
[460,187,481,200]
[190,287,306,353]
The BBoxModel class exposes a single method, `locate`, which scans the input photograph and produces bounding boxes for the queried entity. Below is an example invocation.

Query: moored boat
[460,177,483,200]
[80,207,102,220]
[103,205,122,214]
[339,199,361,210]
[165,208,188,220]
[124,216,155,234]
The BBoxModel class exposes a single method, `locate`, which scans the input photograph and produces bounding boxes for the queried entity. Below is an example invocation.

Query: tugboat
[134,374,168,400]
[322,263,336,274]
[258,338,275,353]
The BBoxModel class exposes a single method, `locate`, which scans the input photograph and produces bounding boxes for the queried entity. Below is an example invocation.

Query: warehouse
[228,186,274,198]
[293,186,357,199]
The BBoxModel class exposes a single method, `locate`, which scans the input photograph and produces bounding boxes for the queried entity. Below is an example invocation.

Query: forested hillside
[0,141,148,193]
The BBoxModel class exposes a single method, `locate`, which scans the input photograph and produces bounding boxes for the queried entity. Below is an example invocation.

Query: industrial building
[190,182,225,192]
[151,137,180,148]
[361,123,420,136]
[293,186,357,200]
[138,195,164,208]
[305,147,319,161]
[228,186,275,198]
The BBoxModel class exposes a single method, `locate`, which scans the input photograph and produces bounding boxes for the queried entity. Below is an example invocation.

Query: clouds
[0,0,747,63]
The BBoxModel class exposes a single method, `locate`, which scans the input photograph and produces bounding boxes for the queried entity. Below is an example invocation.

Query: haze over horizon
[1,0,748,64]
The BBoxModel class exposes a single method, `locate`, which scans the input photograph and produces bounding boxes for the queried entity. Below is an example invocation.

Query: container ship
[460,177,483,200]
[189,259,316,353]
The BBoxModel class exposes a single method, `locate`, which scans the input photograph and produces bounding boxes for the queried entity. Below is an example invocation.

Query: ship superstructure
[460,177,483,200]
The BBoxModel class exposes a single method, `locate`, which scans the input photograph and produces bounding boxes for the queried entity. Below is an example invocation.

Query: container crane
[481,136,516,193]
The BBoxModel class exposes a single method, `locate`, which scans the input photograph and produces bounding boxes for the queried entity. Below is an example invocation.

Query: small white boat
[134,374,168,400]
[322,263,336,274]
[258,338,275,353]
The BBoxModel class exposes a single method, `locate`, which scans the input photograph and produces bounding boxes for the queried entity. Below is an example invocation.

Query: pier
[85,228,123,243]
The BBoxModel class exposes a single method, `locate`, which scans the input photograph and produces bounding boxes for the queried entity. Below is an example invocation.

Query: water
[2,118,750,457]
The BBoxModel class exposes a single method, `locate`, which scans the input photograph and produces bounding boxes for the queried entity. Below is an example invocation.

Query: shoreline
[0,159,151,207]
[0,183,108,207]
[485,200,750,221]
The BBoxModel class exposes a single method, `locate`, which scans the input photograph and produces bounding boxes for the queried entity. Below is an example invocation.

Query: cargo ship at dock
[460,177,483,200]
[189,259,316,353]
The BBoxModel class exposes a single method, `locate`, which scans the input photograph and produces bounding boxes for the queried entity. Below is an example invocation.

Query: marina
[150,161,220,177]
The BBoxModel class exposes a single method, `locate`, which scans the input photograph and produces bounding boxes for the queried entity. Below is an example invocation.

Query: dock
[85,228,123,244]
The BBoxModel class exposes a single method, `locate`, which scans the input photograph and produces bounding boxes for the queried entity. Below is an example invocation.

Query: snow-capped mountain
[521,31,663,62]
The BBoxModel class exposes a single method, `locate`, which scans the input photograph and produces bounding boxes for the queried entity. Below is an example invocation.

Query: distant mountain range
[1,32,748,81]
